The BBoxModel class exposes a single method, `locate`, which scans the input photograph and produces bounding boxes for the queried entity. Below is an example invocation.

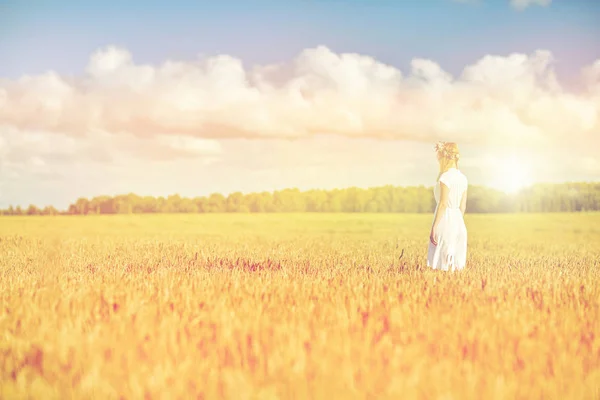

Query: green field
[1,213,599,399]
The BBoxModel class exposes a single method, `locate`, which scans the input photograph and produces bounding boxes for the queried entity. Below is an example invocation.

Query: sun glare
[491,155,533,194]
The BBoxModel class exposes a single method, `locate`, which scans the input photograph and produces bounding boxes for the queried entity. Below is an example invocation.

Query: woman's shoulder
[440,168,468,185]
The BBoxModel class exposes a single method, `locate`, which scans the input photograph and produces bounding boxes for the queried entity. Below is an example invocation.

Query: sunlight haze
[0,0,599,208]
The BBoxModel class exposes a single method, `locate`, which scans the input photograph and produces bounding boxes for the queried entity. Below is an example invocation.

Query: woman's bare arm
[430,182,449,245]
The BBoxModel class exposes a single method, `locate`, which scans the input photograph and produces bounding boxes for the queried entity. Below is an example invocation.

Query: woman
[427,142,468,271]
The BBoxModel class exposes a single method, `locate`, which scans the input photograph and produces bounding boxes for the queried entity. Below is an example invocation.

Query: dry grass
[1,213,599,399]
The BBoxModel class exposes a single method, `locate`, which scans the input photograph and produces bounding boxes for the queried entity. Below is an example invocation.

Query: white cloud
[0,125,221,183]
[1,45,597,151]
[510,0,551,10]
[1,45,599,207]
[582,60,600,94]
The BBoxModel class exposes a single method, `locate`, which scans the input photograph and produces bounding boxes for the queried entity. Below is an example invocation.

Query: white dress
[427,168,468,271]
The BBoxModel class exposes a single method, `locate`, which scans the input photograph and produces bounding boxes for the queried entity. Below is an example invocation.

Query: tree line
[1,182,599,216]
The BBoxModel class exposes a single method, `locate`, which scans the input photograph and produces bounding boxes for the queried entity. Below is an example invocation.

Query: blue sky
[2,0,599,81]
[0,0,599,208]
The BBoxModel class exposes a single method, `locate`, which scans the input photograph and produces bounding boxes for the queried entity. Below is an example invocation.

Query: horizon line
[2,180,599,211]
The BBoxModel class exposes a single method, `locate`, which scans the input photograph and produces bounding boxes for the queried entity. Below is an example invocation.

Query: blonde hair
[434,141,460,181]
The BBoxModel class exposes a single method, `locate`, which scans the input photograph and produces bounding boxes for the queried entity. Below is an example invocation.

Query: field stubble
[0,213,599,399]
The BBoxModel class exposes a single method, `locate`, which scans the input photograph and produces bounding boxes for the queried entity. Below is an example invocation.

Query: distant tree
[70,198,89,215]
[42,206,59,216]
[305,190,328,212]
[206,193,226,212]
[179,197,198,213]
[226,192,245,212]
[26,205,40,215]
[3,182,600,216]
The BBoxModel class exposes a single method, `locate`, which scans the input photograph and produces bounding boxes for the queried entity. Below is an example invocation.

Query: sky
[1,0,599,209]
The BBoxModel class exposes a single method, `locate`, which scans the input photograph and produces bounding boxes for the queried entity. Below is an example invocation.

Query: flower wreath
[434,141,460,161]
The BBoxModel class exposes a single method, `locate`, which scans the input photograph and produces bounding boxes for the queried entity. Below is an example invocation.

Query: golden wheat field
[0,213,599,400]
